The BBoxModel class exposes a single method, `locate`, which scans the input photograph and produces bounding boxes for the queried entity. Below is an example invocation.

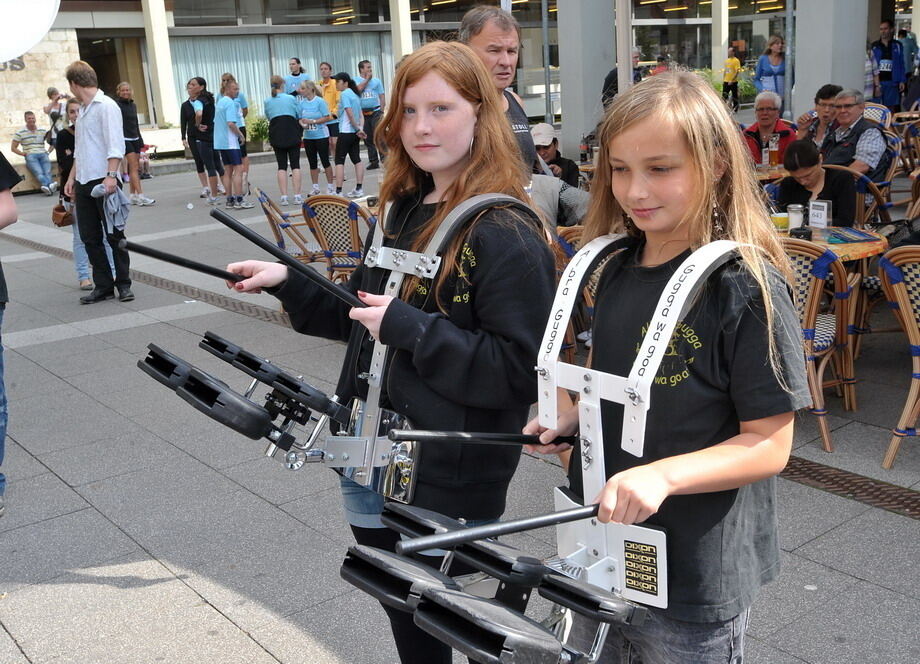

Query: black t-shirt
[548,153,580,188]
[0,151,19,303]
[777,167,856,227]
[55,128,76,191]
[504,90,537,170]
[568,242,810,623]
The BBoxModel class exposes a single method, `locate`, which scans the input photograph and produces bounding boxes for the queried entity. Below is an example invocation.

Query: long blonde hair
[584,70,791,379]
[375,41,534,305]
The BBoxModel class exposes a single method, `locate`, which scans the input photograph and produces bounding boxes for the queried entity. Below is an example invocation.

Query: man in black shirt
[531,123,580,187]
[0,151,20,517]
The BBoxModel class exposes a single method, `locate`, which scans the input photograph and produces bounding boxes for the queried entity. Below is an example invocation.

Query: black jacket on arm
[273,193,557,520]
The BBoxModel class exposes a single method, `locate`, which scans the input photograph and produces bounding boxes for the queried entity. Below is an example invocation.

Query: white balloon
[0,1,61,62]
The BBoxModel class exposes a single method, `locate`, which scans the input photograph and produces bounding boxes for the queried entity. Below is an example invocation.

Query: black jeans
[363,109,383,165]
[74,179,131,292]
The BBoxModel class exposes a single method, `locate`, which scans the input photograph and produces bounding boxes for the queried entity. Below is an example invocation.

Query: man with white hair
[743,90,795,165]
[820,88,889,181]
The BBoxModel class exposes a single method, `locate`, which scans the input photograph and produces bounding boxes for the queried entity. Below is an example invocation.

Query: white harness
[537,236,740,608]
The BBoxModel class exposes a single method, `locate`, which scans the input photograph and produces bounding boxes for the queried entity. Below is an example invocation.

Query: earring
[711,197,726,237]
[469,135,475,157]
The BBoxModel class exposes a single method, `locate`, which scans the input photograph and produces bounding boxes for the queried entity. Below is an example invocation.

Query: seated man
[531,123,580,188]
[743,91,796,166]
[820,88,890,182]
[795,84,842,147]
[11,111,55,195]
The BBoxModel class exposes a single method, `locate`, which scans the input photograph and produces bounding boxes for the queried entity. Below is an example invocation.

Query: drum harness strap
[536,235,741,608]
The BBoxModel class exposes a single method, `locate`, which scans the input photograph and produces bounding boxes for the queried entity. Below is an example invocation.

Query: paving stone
[775,477,870,551]
[8,387,143,455]
[844,376,916,430]
[223,454,338,505]
[0,440,48,483]
[204,317,333,357]
[745,637,810,663]
[168,309,258,335]
[94,320,203,354]
[764,580,920,664]
[791,409,850,450]
[748,551,860,639]
[794,420,920,487]
[249,589,399,664]
[0,554,279,664]
[36,429,181,488]
[0,509,139,593]
[270,342,349,386]
[279,484,354,547]
[503,454,568,546]
[13,334,113,367]
[0,626,29,664]
[0,472,89,534]
[2,302,64,333]
[3,350,62,398]
[793,508,920,599]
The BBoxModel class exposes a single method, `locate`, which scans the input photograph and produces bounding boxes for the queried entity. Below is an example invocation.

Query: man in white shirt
[63,60,134,304]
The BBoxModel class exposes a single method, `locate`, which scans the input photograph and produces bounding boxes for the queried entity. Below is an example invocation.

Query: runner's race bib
[879,58,893,72]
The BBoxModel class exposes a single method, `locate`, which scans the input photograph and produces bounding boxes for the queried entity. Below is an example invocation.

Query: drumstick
[395,504,600,556]
[388,430,579,446]
[119,240,244,282]
[209,208,367,308]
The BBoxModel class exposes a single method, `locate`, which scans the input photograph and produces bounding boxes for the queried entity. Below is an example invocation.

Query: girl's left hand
[348,291,393,341]
[594,464,671,525]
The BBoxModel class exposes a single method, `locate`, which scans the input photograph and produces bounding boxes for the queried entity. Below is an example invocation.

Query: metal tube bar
[388,430,578,446]
[395,504,600,555]
[209,208,367,309]
[119,240,244,283]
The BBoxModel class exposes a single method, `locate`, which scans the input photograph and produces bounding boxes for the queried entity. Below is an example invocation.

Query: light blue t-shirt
[215,91,248,127]
[214,96,242,150]
[300,96,331,140]
[263,93,300,121]
[338,88,362,133]
[357,76,385,110]
[284,72,310,95]
[191,99,203,113]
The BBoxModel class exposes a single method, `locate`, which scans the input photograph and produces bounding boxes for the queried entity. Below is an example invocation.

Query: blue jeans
[66,202,114,281]
[0,305,7,496]
[339,475,496,533]
[569,607,751,663]
[25,152,52,187]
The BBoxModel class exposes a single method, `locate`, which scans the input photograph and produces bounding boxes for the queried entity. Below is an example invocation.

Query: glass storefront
[174,0,558,27]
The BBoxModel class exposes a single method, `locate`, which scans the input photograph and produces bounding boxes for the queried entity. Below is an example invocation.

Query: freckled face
[400,71,479,186]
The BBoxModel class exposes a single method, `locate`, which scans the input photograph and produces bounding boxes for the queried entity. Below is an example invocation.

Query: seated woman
[777,139,856,227]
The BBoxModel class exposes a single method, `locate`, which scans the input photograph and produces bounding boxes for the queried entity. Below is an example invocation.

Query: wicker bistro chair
[876,246,920,468]
[255,188,323,265]
[821,164,893,229]
[783,238,861,452]
[302,195,376,283]
[864,102,893,129]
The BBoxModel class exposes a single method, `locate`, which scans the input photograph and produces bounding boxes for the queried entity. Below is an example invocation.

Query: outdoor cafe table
[804,227,888,262]
[756,166,789,183]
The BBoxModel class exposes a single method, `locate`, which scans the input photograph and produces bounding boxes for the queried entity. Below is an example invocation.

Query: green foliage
[248,115,269,142]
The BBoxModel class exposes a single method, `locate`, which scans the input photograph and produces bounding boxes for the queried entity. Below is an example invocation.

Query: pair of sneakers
[346,188,365,199]
[226,198,254,210]
[280,195,305,206]
[40,181,58,196]
[130,193,156,206]
[312,184,337,196]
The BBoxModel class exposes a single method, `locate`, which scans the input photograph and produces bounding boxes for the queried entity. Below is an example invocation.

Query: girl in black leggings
[298,80,335,195]
[186,77,225,204]
[264,75,305,205]
[332,72,365,198]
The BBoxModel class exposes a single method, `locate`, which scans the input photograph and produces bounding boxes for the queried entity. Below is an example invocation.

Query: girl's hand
[357,130,367,139]
[594,464,671,525]
[522,406,579,454]
[348,291,393,341]
[226,260,289,293]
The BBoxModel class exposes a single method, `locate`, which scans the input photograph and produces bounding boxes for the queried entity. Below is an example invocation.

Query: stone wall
[0,29,81,193]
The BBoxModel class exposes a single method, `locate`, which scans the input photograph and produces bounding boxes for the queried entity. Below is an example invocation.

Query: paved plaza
[0,157,918,664]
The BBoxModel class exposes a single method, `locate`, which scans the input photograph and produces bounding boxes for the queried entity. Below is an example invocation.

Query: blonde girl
[526,71,809,663]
